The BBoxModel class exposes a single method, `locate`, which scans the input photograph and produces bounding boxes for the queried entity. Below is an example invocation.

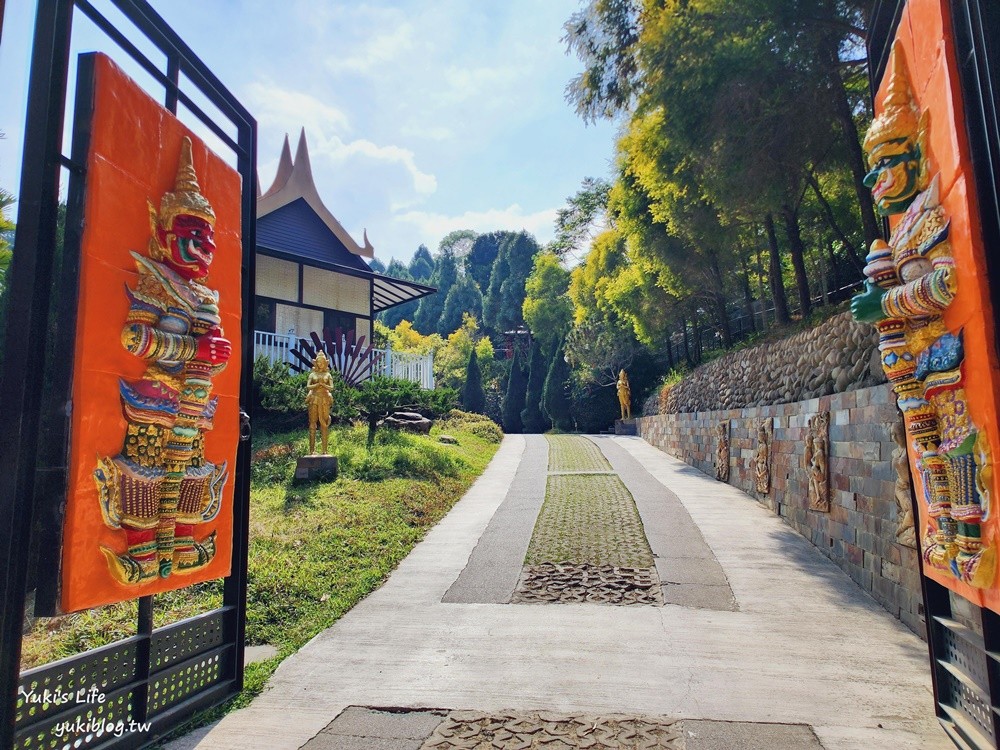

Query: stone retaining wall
[637,382,924,635]
[660,312,885,414]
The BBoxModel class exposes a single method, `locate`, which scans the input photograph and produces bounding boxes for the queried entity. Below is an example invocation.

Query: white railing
[372,348,435,390]
[253,330,434,389]
[254,330,297,365]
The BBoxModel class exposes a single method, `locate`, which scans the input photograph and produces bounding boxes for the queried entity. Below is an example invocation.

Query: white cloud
[245,82,351,135]
[325,21,415,76]
[399,124,456,142]
[333,139,437,196]
[247,85,436,198]
[396,204,558,245]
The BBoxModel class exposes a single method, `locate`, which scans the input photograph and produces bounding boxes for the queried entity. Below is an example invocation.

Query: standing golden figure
[306,351,334,455]
[616,369,632,421]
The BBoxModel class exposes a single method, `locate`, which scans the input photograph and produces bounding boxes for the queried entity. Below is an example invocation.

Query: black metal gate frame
[868,2,1000,749]
[0,1,256,748]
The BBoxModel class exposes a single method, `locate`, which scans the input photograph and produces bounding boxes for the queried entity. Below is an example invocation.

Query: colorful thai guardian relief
[850,41,994,588]
[59,54,241,613]
[94,137,232,584]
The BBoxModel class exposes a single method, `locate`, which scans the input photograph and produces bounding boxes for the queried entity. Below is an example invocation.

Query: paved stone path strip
[684,719,822,749]
[303,706,448,750]
[304,708,824,750]
[546,434,612,472]
[443,436,548,604]
[525,474,654,568]
[422,710,683,749]
[512,563,664,606]
[589,437,737,612]
[513,437,663,606]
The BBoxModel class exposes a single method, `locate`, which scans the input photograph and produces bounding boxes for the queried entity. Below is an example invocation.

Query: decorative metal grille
[0,2,255,749]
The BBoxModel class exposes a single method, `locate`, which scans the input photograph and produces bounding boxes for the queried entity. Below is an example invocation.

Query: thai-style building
[253,130,435,387]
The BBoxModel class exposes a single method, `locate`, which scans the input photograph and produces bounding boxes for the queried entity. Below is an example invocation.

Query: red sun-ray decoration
[289,327,384,386]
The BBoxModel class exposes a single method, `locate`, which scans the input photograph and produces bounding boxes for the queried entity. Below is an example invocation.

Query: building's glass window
[254,299,276,332]
[324,310,356,342]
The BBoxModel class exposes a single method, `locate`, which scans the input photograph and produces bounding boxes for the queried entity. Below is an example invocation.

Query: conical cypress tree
[461,348,487,414]
[520,341,549,433]
[501,346,527,433]
[542,338,573,431]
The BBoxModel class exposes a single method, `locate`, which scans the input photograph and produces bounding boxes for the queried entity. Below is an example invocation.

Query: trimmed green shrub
[461,349,487,413]
[417,386,459,418]
[501,346,527,433]
[542,339,573,431]
[467,420,503,443]
[521,341,549,433]
[253,356,306,415]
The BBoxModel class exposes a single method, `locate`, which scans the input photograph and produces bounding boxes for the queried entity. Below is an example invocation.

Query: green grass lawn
[19,414,501,736]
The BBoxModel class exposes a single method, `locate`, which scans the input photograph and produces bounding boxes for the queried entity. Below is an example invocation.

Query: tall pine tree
[461,349,487,414]
[501,346,527,433]
[520,341,549,433]
[439,275,483,335]
[482,231,540,337]
[409,244,434,280]
[542,338,573,431]
[413,248,458,334]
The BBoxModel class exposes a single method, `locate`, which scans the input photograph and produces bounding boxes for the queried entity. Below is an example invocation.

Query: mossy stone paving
[513,563,664,605]
[515,436,663,606]
[526,474,653,568]
[422,710,683,749]
[546,434,612,472]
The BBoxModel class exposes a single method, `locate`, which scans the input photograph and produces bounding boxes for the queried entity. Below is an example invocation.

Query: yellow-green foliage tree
[384,314,495,394]
[380,319,443,356]
[0,188,14,297]
[522,251,572,356]
[563,0,878,353]
[435,315,496,392]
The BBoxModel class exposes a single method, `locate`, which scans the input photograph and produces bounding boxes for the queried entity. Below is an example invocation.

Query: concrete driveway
[168,434,949,750]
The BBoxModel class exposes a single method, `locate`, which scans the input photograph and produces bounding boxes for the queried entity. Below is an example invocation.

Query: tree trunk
[692,310,703,363]
[680,313,692,367]
[806,171,864,271]
[706,254,733,348]
[825,38,880,248]
[739,255,756,335]
[712,291,733,348]
[781,204,812,317]
[764,214,791,325]
[755,246,769,331]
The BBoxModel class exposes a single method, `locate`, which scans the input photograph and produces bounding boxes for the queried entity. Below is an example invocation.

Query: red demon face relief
[158,214,216,280]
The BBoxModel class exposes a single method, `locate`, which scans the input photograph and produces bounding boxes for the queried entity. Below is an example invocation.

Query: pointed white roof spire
[293,128,313,186]
[261,134,294,199]
[256,128,374,258]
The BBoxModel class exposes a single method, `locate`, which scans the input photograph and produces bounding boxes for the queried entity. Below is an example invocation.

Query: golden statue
[616,369,632,421]
[306,351,334,454]
[850,42,993,586]
[95,137,229,584]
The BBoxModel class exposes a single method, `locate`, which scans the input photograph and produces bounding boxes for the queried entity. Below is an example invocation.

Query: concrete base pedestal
[614,419,637,436]
[294,454,339,483]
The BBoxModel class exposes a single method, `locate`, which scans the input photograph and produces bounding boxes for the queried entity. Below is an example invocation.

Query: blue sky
[0,0,617,264]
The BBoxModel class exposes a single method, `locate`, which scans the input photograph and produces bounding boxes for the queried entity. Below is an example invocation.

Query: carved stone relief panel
[715,420,730,482]
[754,418,774,495]
[890,418,917,548]
[805,412,830,512]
